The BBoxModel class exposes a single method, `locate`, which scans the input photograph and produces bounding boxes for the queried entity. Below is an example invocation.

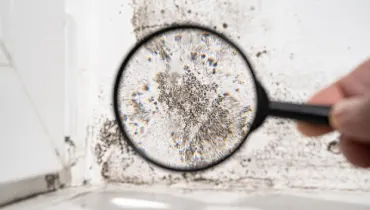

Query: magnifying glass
[113,24,331,172]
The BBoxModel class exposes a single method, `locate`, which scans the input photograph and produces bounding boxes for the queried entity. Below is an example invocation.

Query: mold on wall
[88,0,370,191]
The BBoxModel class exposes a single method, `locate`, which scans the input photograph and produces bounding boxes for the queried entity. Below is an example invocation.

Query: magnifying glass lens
[116,27,257,170]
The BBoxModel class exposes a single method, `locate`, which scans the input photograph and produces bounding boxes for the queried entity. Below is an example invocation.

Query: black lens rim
[113,23,261,172]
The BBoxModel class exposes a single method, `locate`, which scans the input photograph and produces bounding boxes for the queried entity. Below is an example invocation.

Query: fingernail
[330,97,365,129]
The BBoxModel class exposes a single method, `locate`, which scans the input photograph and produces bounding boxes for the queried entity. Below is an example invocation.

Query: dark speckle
[45,174,60,191]
[64,136,76,147]
[212,68,216,74]
[201,54,206,59]
[148,57,152,62]
[191,52,197,60]
[175,35,182,41]
[250,6,255,11]
[213,26,217,30]
[327,140,341,154]
[143,84,149,91]
[235,88,239,92]
[188,10,191,14]
[222,23,228,28]
[161,9,165,14]
[247,158,251,162]
[207,57,215,66]
[256,50,267,57]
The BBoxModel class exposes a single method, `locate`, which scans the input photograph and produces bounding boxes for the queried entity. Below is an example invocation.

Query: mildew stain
[117,29,255,168]
[95,120,136,181]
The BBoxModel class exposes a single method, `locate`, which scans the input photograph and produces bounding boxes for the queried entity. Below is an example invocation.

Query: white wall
[82,0,370,190]
[0,0,67,204]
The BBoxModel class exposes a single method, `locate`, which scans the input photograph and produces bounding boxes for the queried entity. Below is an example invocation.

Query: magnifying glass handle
[269,101,332,125]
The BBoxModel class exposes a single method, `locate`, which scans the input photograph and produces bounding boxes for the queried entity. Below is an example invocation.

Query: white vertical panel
[1,0,67,164]
[0,0,66,205]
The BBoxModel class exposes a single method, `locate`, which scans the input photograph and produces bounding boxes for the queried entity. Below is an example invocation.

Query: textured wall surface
[85,0,370,190]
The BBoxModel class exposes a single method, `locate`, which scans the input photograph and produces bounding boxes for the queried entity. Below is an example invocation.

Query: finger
[331,95,370,141]
[297,82,344,137]
[340,136,370,168]
[297,57,370,137]
[339,57,370,97]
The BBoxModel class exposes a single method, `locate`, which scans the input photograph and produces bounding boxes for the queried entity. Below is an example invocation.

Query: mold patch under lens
[117,28,257,170]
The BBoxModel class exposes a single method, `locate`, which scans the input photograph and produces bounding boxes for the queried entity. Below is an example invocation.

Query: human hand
[297,57,370,168]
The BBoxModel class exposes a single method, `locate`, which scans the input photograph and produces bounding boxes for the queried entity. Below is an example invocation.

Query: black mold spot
[256,50,267,57]
[222,23,228,28]
[175,35,182,41]
[45,173,60,191]
[190,52,197,60]
[101,162,110,179]
[143,84,150,91]
[327,140,341,154]
[64,136,76,147]
[96,120,137,181]
[207,57,215,66]
[161,9,165,14]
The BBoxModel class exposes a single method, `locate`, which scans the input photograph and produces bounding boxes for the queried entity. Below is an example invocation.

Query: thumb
[330,95,370,141]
